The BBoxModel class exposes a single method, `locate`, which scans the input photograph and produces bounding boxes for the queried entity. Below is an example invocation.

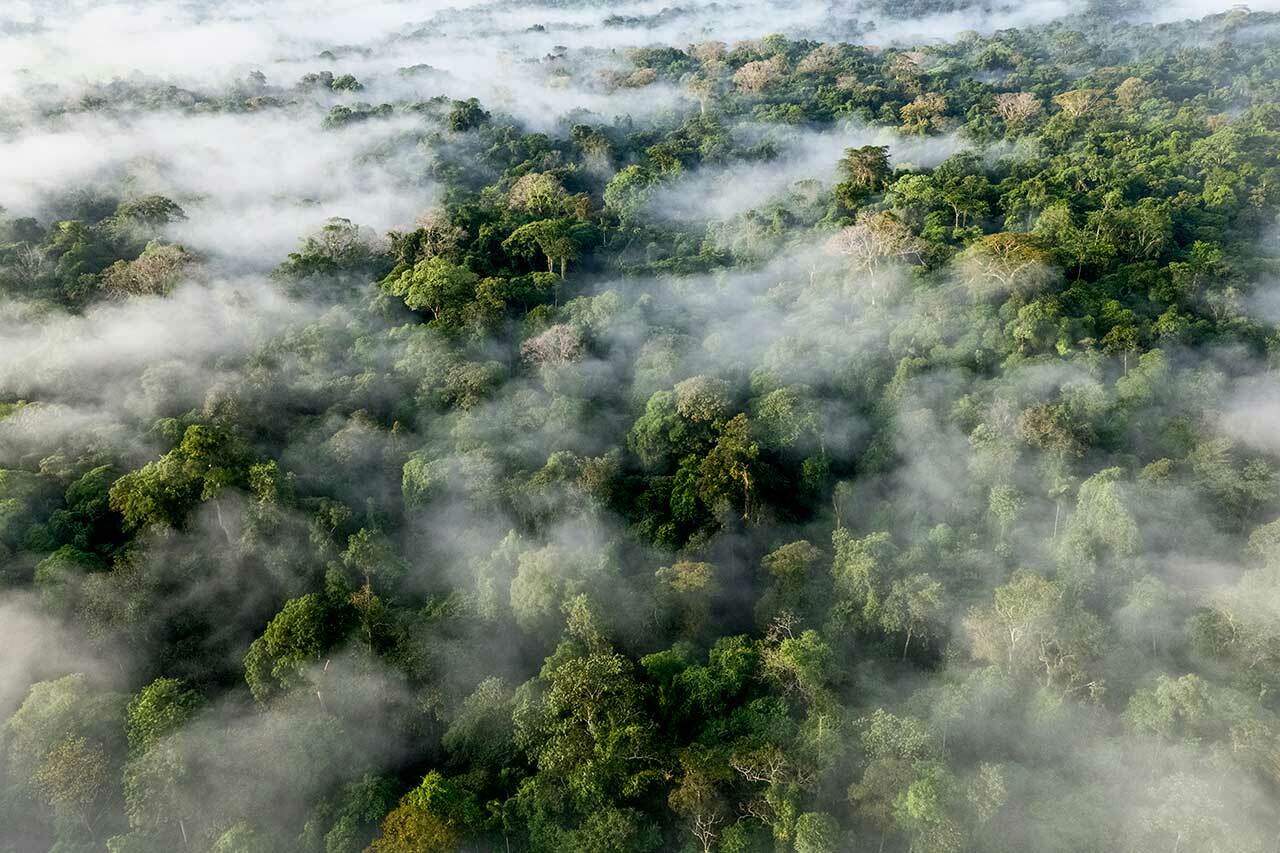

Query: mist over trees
[4,0,1280,851]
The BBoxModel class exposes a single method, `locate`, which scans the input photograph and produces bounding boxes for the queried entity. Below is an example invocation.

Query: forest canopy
[4,0,1280,852]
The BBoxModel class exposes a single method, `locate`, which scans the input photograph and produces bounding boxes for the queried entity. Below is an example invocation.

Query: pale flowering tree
[1054,88,1107,119]
[823,213,925,306]
[957,232,1055,300]
[796,43,843,75]
[824,212,924,274]
[100,242,190,298]
[623,67,658,88]
[993,92,1042,127]
[734,56,785,93]
[900,91,947,134]
[521,323,586,367]
[506,172,568,216]
[11,243,49,284]
[1114,76,1153,109]
[412,209,466,257]
[674,375,732,423]
[689,40,726,63]
[887,50,928,87]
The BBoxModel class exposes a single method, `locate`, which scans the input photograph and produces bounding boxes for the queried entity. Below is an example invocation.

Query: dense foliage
[4,3,1280,852]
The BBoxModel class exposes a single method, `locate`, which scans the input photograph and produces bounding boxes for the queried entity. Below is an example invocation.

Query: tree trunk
[903,626,913,661]
[212,498,231,543]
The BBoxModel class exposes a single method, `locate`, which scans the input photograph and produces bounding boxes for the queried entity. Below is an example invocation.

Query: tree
[509,544,578,635]
[394,209,466,262]
[125,679,201,756]
[330,73,362,92]
[369,772,480,853]
[674,375,731,424]
[274,217,387,281]
[32,736,111,834]
[107,453,201,531]
[108,424,252,532]
[656,560,718,638]
[964,571,1061,673]
[684,66,728,115]
[382,256,479,324]
[893,764,963,853]
[1102,323,1139,374]
[830,530,897,629]
[838,145,892,192]
[513,649,661,813]
[993,92,1042,128]
[447,98,489,131]
[752,387,818,452]
[4,674,124,844]
[111,195,186,230]
[442,678,515,771]
[1053,88,1106,119]
[668,747,732,853]
[761,626,833,706]
[796,43,844,75]
[243,594,334,701]
[1122,674,1212,742]
[503,219,580,278]
[99,242,190,298]
[1033,201,1115,279]
[824,211,924,283]
[957,232,1054,299]
[849,711,935,852]
[698,414,760,520]
[120,680,202,848]
[794,811,840,853]
[604,165,660,220]
[760,540,822,619]
[1058,467,1140,581]
[521,323,586,368]
[900,92,948,134]
[734,56,785,92]
[965,572,1103,696]
[301,774,397,853]
[881,574,944,660]
[507,172,569,216]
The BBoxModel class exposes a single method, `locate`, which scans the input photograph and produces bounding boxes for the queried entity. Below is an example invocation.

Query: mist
[4,0,1280,852]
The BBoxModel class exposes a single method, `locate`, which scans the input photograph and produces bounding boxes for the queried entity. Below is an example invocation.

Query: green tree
[503,219,582,278]
[369,772,481,853]
[243,594,337,701]
[881,574,944,660]
[125,679,201,756]
[382,256,480,324]
[699,414,760,520]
